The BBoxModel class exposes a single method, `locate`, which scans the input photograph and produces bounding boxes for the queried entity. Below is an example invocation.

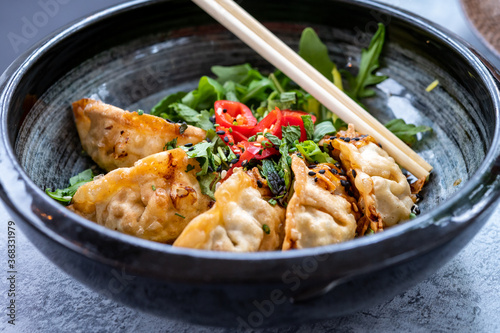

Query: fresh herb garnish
[343,23,388,103]
[282,125,301,145]
[301,115,315,140]
[313,120,337,142]
[262,224,271,234]
[179,122,188,134]
[46,169,95,205]
[185,164,196,173]
[152,185,156,191]
[296,140,335,164]
[164,138,177,151]
[175,213,186,219]
[385,119,432,146]
[264,132,282,146]
[261,159,285,196]
[137,109,144,115]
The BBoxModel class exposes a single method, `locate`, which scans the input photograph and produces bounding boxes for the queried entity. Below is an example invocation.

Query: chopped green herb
[264,132,282,146]
[137,109,144,115]
[409,213,417,219]
[164,138,178,151]
[179,122,188,135]
[301,115,315,140]
[152,185,156,191]
[366,228,375,235]
[282,125,302,145]
[185,164,196,173]
[46,169,95,205]
[385,119,432,146]
[175,213,186,219]
[262,224,271,234]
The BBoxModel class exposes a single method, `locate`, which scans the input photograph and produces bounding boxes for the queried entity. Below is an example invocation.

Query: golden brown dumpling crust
[173,168,285,252]
[72,98,206,171]
[68,148,212,243]
[282,155,357,250]
[329,125,414,235]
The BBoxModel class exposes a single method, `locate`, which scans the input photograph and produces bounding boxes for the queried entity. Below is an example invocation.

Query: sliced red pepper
[231,141,279,168]
[282,110,317,142]
[215,100,257,137]
[216,127,245,155]
[252,107,283,138]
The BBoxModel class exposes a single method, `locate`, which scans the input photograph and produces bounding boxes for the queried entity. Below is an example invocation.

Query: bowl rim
[1,0,500,265]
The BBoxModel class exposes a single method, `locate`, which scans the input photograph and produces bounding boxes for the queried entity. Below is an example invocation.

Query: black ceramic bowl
[1,0,500,328]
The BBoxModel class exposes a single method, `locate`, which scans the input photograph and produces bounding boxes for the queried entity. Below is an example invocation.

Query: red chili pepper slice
[282,110,317,142]
[215,100,257,137]
[252,107,283,138]
[231,141,279,169]
[216,127,246,155]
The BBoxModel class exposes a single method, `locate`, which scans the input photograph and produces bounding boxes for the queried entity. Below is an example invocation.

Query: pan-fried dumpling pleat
[68,148,212,243]
[282,155,358,250]
[173,168,285,252]
[73,98,206,171]
[328,125,414,235]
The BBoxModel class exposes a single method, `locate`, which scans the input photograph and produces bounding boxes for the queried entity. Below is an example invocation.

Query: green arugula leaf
[385,119,432,145]
[240,78,275,104]
[344,23,388,102]
[211,63,262,85]
[301,115,315,140]
[313,120,337,142]
[46,169,95,205]
[181,76,225,110]
[282,125,302,145]
[296,140,335,164]
[150,91,187,116]
[298,27,335,81]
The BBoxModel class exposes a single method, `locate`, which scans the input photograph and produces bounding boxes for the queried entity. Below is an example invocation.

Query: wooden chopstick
[192,0,432,179]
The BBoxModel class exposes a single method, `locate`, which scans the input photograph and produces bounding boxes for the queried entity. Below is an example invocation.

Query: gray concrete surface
[1,0,500,332]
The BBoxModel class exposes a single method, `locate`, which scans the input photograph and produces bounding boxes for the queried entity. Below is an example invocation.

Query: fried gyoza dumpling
[327,124,414,235]
[73,98,206,171]
[68,148,212,243]
[282,155,358,250]
[173,168,285,252]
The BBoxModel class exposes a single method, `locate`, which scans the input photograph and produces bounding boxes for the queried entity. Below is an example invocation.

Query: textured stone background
[1,0,500,332]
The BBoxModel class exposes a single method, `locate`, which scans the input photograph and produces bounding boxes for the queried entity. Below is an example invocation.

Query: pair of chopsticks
[192,0,432,179]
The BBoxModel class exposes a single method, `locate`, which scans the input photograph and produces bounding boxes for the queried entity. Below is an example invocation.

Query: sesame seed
[318,169,326,174]
[343,137,351,142]
[353,137,360,141]
[188,147,195,151]
[329,136,336,140]
[206,137,212,143]
[216,165,222,172]
[184,143,193,147]
[308,171,316,176]
[257,180,263,188]
[223,109,227,113]
[314,177,318,182]
[209,116,216,123]
[339,137,345,140]
[224,137,229,143]
[330,168,338,175]
[308,164,317,169]
[352,170,357,178]
[216,130,225,135]
[230,158,239,164]
[341,179,350,188]
[241,160,248,167]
